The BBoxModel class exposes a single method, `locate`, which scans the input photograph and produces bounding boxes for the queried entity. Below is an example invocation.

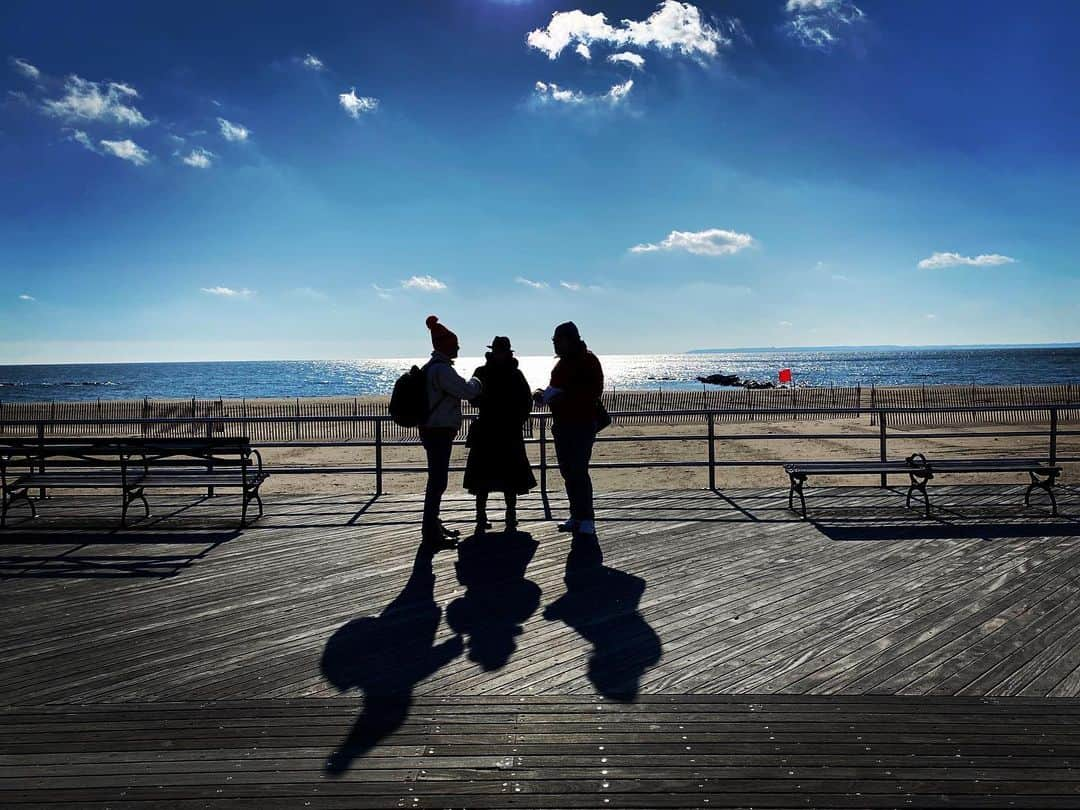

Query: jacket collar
[429,350,454,365]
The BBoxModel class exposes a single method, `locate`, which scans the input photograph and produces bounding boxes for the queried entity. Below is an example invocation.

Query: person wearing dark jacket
[533,321,604,537]
[463,336,536,532]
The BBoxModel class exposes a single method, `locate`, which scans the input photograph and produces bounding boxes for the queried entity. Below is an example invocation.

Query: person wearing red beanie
[420,315,482,550]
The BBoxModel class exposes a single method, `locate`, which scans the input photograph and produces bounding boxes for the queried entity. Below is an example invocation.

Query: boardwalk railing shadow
[0,531,238,578]
[815,520,1080,542]
[544,533,663,701]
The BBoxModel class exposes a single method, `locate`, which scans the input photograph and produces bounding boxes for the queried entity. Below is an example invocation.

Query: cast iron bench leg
[787,473,807,519]
[906,471,932,518]
[1025,470,1059,516]
[121,486,151,527]
[2,486,37,528]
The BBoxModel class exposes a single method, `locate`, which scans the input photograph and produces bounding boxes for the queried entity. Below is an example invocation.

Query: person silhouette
[320,548,463,774]
[446,531,541,670]
[543,534,662,701]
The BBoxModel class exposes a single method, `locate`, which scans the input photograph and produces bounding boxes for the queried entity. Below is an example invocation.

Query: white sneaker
[557,519,579,533]
[578,520,596,536]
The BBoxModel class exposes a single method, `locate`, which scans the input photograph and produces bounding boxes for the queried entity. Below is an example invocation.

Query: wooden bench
[1,437,268,528]
[784,453,1060,518]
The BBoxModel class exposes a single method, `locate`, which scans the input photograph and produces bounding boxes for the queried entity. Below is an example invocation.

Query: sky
[1,0,1079,363]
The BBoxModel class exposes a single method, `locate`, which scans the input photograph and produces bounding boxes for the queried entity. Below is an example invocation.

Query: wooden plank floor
[2,485,1080,807]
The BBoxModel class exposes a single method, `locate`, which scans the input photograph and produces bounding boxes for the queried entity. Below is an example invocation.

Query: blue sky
[2,0,1078,363]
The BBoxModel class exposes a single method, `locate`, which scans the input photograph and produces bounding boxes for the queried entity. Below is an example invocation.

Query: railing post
[37,420,46,500]
[206,418,215,498]
[375,418,384,496]
[707,411,716,491]
[1050,407,1058,467]
[878,410,888,487]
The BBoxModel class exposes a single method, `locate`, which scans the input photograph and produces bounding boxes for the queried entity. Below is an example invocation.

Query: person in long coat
[463,336,537,532]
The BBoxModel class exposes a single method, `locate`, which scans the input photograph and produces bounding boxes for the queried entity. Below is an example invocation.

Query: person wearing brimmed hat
[463,336,536,532]
[420,315,482,550]
[533,321,604,537]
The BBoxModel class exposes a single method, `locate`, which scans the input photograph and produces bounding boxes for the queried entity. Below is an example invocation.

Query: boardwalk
[3,485,1080,807]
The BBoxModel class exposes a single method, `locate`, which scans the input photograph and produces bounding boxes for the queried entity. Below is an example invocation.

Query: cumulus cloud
[631,228,755,256]
[42,75,149,127]
[516,277,548,289]
[67,128,98,153]
[785,0,865,49]
[100,139,150,166]
[339,88,379,119]
[201,286,254,298]
[181,147,214,168]
[779,320,793,327]
[917,252,1017,270]
[18,294,36,301]
[527,1,732,61]
[560,281,583,291]
[401,275,447,292]
[11,57,40,80]
[575,43,592,60]
[534,78,633,106]
[607,51,646,69]
[302,53,325,70]
[217,117,250,142]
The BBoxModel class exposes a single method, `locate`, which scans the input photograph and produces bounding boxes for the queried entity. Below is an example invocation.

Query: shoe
[475,513,492,534]
[557,519,579,534]
[438,520,461,539]
[505,508,518,530]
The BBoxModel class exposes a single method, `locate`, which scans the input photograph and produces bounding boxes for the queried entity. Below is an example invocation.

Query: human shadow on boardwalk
[446,531,541,671]
[320,547,462,775]
[544,534,662,701]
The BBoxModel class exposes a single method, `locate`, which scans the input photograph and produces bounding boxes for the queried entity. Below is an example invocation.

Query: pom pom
[426,315,439,330]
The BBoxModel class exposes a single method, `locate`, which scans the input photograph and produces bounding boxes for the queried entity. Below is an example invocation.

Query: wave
[0,381,118,387]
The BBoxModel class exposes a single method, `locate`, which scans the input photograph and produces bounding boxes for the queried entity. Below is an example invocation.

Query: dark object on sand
[697,373,776,389]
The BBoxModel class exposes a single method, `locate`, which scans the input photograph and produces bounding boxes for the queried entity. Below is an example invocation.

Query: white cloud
[516,277,548,289]
[372,283,394,300]
[631,228,755,256]
[181,147,214,168]
[11,57,40,80]
[67,129,98,153]
[18,294,35,301]
[560,281,582,291]
[924,313,937,320]
[785,0,865,49]
[607,51,646,69]
[917,252,1017,270]
[217,117,250,142]
[201,286,254,298]
[100,139,150,166]
[527,2,732,61]
[779,320,793,327]
[42,75,149,127]
[302,54,325,71]
[401,275,447,292]
[339,88,379,119]
[831,273,849,281]
[534,78,633,106]
[575,43,592,60]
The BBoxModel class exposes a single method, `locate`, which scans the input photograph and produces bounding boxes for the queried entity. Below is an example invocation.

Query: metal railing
[1,404,1077,498]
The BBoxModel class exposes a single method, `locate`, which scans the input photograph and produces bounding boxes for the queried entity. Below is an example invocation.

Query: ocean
[1,347,1078,403]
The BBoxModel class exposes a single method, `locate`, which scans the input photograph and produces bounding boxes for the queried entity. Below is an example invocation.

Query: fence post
[295,398,301,441]
[37,421,46,500]
[707,411,716,491]
[206,418,215,498]
[1050,407,1058,467]
[375,418,384,496]
[878,410,888,487]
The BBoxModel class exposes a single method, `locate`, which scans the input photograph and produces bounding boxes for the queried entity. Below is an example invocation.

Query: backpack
[389,364,431,428]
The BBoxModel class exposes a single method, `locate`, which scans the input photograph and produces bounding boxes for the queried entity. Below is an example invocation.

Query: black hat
[553,321,581,342]
[487,336,512,352]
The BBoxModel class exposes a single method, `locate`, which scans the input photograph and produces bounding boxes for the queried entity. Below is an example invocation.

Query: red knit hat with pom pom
[426,315,458,354]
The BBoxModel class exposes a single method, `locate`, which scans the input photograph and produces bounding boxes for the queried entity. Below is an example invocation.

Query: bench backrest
[0,437,253,466]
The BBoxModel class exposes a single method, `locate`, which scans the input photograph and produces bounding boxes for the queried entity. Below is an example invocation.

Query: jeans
[553,423,596,521]
[420,428,456,534]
